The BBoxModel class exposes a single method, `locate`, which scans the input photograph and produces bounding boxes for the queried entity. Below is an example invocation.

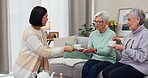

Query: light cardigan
[13,26,64,78]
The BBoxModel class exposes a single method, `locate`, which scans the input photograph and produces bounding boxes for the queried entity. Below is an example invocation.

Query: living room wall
[94,0,148,36]
[70,0,148,36]
[95,0,148,21]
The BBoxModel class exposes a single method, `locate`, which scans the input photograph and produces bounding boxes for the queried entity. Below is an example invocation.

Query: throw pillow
[64,43,91,59]
[77,37,89,48]
[53,35,77,47]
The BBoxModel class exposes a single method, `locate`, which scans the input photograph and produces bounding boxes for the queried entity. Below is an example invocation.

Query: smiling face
[127,14,140,31]
[94,16,107,31]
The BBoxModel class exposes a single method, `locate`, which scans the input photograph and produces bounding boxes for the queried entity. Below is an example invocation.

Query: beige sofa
[48,36,148,78]
[48,36,94,78]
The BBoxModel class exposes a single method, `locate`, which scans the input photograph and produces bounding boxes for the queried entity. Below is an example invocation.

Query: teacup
[108,41,116,46]
[73,44,81,49]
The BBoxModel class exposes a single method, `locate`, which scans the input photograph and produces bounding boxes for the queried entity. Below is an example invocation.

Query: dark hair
[29,6,47,26]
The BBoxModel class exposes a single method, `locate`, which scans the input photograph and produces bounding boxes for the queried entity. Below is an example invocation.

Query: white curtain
[7,0,69,72]
[42,0,69,37]
[8,0,42,72]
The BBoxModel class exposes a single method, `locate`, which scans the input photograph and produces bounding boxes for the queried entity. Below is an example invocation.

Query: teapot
[32,71,55,78]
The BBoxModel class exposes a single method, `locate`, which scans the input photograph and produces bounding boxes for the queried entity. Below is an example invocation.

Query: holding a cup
[73,44,81,50]
[108,41,116,47]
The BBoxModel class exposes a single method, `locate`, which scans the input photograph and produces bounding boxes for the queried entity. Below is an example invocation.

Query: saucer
[75,48,85,52]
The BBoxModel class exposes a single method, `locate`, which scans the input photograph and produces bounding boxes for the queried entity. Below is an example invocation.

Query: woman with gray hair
[82,11,116,78]
[102,8,148,78]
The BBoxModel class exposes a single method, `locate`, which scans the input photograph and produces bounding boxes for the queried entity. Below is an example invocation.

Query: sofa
[48,35,103,78]
[48,36,148,78]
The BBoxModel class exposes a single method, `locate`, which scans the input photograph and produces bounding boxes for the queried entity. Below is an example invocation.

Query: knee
[102,69,109,78]
[102,71,117,78]
[83,64,88,69]
[108,71,122,78]
[82,64,90,72]
[89,66,96,73]
[89,66,103,75]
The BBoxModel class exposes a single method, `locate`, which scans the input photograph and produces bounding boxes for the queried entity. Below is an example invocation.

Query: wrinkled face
[42,13,48,26]
[127,14,140,31]
[94,16,107,31]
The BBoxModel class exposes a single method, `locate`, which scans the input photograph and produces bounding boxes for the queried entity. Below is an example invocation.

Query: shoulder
[142,28,148,33]
[89,30,98,37]
[22,26,36,40]
[40,28,44,33]
[90,30,98,34]
[141,28,148,38]
[104,28,116,38]
[107,28,116,35]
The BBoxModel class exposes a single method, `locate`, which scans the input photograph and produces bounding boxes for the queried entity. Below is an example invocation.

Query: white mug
[108,41,116,46]
[73,44,81,49]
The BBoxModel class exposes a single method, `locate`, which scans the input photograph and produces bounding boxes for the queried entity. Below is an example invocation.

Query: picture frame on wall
[145,12,148,18]
[117,8,132,37]
[48,32,59,39]
[144,12,148,29]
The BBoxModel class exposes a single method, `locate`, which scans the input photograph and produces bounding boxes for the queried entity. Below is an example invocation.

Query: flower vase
[110,27,116,32]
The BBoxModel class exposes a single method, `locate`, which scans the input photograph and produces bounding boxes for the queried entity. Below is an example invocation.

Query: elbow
[36,46,51,58]
[133,57,147,63]
[134,59,145,63]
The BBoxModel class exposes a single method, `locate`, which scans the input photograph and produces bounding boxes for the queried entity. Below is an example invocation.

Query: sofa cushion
[49,62,85,78]
[49,58,87,78]
[52,36,77,57]
[64,43,91,59]
[64,51,91,59]
[49,58,87,67]
[53,35,77,47]
[72,63,85,78]
[49,63,73,78]
[77,37,89,48]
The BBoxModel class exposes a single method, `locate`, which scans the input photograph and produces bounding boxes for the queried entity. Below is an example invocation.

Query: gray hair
[126,8,145,25]
[94,11,110,23]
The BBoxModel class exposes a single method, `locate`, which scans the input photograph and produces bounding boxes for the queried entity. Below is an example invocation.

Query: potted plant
[108,20,118,32]
[79,22,95,37]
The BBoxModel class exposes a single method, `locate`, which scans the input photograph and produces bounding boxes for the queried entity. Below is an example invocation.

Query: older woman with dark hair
[13,6,74,78]
[102,8,148,78]
[82,11,117,78]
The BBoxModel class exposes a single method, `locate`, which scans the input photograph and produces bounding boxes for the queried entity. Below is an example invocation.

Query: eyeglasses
[93,20,104,25]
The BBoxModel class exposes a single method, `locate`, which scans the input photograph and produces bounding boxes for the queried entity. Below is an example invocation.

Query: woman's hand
[112,44,125,51]
[112,36,121,44]
[82,48,96,53]
[64,46,74,52]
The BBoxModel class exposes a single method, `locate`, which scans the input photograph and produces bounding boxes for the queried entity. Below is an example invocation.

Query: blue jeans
[102,62,146,78]
[82,59,112,78]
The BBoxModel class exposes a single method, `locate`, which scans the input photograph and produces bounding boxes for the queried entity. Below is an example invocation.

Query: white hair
[94,11,110,23]
[126,8,145,25]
